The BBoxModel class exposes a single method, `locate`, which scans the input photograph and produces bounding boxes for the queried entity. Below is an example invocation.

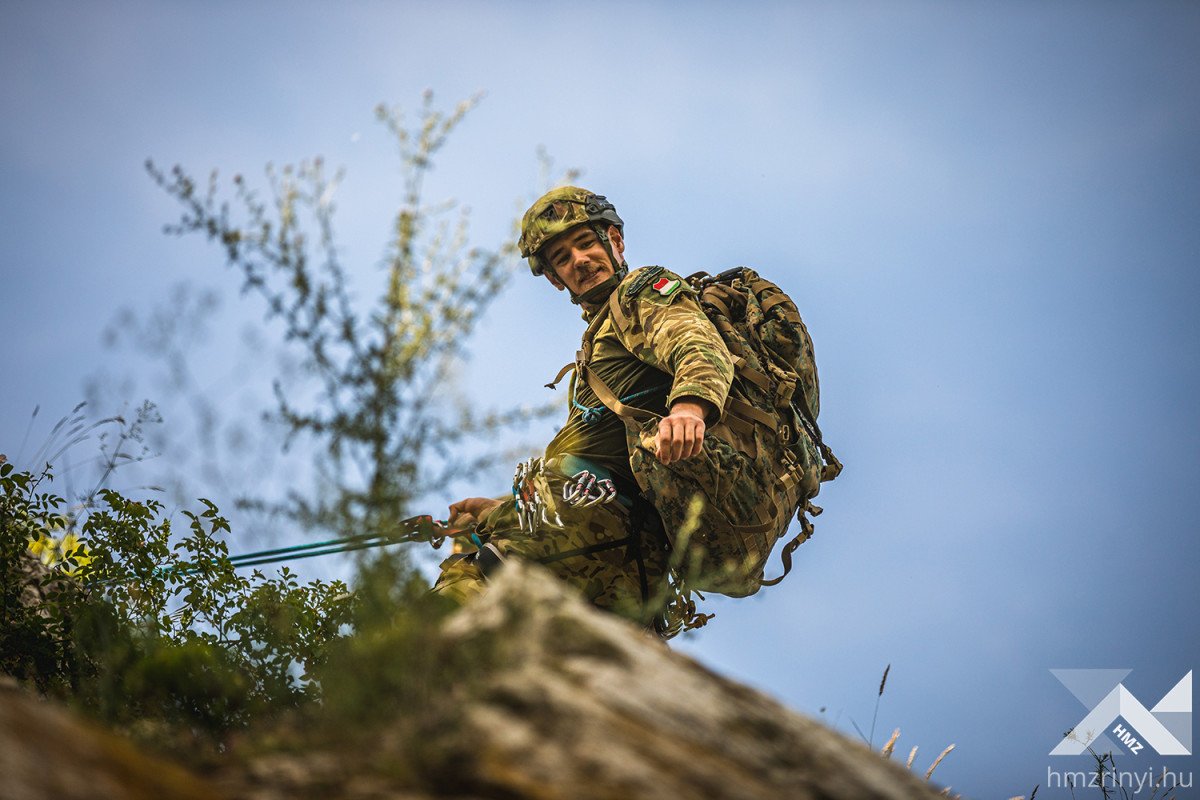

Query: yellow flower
[58,533,94,577]
[26,531,94,575]
[27,534,59,565]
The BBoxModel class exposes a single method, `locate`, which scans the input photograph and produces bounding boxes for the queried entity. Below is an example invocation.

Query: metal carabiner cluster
[561,470,617,508]
[512,458,564,534]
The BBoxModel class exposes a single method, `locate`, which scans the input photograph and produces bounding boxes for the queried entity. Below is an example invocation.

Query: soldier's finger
[672,428,688,461]
[691,419,707,458]
[680,420,698,458]
[670,423,687,463]
[656,419,676,464]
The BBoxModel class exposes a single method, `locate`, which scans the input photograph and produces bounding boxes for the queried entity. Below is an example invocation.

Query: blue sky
[3,2,1199,796]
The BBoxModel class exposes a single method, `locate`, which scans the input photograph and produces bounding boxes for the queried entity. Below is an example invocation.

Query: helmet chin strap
[570,269,626,306]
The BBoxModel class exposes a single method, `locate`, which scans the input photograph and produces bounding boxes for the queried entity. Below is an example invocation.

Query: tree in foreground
[2,93,567,748]
[143,91,558,540]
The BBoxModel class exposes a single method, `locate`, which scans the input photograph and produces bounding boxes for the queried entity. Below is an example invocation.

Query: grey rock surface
[420,560,947,800]
[1,561,948,800]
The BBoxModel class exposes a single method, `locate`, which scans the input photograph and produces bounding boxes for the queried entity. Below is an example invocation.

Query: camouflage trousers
[433,455,671,628]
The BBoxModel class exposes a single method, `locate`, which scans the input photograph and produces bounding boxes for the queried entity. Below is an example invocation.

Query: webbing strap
[702,287,736,322]
[721,411,758,457]
[607,286,645,351]
[545,360,576,390]
[475,542,506,579]
[608,287,631,332]
[727,396,776,431]
[774,376,796,409]
[732,486,788,569]
[560,296,618,397]
[820,442,844,481]
[537,535,634,565]
[731,355,772,394]
[779,467,798,495]
[732,514,776,539]
[574,285,666,425]
[759,290,795,316]
[546,302,611,390]
[759,513,813,587]
[791,379,843,483]
[582,362,660,425]
[578,300,615,363]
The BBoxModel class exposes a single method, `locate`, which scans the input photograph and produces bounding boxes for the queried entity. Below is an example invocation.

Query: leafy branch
[147,92,556,539]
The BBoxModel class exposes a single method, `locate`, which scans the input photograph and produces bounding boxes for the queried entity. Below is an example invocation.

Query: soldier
[433,187,735,629]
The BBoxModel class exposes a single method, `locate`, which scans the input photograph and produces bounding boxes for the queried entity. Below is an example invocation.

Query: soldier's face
[543,225,624,296]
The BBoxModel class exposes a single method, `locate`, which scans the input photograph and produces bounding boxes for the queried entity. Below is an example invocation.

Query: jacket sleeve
[618,269,735,419]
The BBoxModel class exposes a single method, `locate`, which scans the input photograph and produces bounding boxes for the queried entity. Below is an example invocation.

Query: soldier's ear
[608,226,625,261]
[545,270,565,291]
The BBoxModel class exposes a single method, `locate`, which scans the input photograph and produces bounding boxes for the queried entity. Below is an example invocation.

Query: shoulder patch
[624,266,665,299]
[651,276,681,297]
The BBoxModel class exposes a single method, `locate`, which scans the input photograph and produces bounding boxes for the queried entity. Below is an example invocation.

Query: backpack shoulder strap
[581,362,659,426]
[568,292,660,425]
[543,293,620,391]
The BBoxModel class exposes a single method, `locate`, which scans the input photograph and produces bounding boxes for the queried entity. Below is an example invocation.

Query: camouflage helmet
[518,186,624,276]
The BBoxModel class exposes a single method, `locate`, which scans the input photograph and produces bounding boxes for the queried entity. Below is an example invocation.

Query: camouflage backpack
[582,267,841,598]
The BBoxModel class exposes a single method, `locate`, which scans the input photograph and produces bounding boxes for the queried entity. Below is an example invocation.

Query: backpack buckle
[774,377,796,409]
[779,423,793,445]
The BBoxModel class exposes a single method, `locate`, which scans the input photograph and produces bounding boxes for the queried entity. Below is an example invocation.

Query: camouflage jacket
[545,267,735,485]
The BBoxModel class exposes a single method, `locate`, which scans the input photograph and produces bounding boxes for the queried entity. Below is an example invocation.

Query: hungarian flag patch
[652,276,681,297]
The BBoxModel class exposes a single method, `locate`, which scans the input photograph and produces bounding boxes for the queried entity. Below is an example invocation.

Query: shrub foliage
[1,458,359,740]
[2,95,564,751]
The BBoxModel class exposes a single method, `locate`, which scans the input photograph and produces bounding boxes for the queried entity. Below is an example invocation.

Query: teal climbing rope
[572,381,669,425]
[87,516,461,586]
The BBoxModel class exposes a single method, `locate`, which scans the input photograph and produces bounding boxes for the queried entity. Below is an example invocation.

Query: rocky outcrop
[390,560,946,800]
[1,562,946,800]
[0,675,218,800]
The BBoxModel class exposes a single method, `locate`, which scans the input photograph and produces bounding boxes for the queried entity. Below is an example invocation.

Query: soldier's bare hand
[448,496,501,525]
[656,399,711,465]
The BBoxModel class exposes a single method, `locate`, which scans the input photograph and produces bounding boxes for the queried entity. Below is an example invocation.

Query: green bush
[3,95,562,762]
[1,460,361,744]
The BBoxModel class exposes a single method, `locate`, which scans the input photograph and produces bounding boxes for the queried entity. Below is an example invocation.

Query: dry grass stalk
[925,743,955,781]
[869,663,891,745]
[880,728,900,759]
[906,745,919,769]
